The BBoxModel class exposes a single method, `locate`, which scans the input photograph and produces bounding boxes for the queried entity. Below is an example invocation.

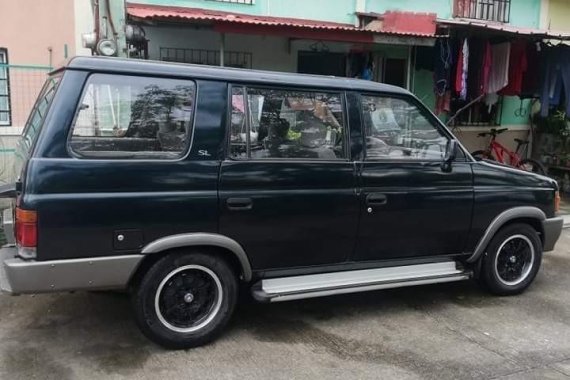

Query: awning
[126,3,437,46]
[438,18,570,40]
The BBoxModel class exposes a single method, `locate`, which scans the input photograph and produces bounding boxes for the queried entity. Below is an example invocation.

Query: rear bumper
[0,246,143,295]
[543,217,564,252]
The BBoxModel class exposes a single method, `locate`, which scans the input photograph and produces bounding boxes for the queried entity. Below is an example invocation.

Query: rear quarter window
[68,74,196,159]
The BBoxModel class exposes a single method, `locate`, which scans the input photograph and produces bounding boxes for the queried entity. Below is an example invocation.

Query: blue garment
[540,46,570,117]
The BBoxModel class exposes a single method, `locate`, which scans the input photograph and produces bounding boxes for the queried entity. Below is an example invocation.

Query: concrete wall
[545,0,570,31]
[0,0,76,66]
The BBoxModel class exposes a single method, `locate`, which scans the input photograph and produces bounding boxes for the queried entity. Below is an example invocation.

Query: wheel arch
[467,206,546,263]
[135,233,253,282]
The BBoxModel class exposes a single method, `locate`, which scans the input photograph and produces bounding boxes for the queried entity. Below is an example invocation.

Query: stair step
[252,261,471,302]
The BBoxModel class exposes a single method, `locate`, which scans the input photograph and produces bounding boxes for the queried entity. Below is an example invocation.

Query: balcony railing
[453,0,511,23]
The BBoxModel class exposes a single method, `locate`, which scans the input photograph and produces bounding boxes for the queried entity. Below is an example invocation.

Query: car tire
[132,251,238,349]
[479,223,542,296]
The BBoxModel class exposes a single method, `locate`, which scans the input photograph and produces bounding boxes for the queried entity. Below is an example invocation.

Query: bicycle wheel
[518,159,546,175]
[471,150,495,161]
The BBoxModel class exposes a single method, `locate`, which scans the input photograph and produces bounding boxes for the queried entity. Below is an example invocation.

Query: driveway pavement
[1,231,570,380]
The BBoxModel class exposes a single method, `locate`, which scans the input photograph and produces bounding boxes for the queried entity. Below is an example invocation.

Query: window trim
[0,48,11,126]
[66,73,197,161]
[225,83,350,162]
[358,92,467,163]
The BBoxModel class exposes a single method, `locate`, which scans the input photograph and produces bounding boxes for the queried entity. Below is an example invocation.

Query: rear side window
[69,74,195,159]
[19,76,60,153]
[229,86,345,160]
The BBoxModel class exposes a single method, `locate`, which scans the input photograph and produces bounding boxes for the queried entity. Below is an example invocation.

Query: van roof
[61,56,410,94]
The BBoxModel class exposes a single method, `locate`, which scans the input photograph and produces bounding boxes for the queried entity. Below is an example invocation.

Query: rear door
[218,85,359,271]
[28,72,224,261]
[353,94,474,261]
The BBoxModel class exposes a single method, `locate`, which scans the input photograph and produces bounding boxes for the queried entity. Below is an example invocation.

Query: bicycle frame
[485,136,523,167]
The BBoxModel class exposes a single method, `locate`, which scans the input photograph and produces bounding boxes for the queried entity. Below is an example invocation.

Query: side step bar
[252,261,471,302]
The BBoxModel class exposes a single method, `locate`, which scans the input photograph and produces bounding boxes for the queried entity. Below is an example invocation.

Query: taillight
[15,207,37,259]
[555,191,561,214]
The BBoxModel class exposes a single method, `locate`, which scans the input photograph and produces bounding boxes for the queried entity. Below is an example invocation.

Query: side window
[69,74,195,159]
[361,96,449,160]
[229,86,345,160]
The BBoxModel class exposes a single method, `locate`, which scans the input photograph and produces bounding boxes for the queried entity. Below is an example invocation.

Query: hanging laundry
[434,38,454,96]
[487,42,511,94]
[435,90,451,115]
[499,41,528,96]
[480,42,493,95]
[455,38,469,100]
[521,42,540,98]
[540,46,570,117]
[467,38,484,99]
[484,93,500,113]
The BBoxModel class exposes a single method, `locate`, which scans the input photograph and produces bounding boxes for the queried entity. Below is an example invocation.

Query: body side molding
[467,206,546,263]
[141,233,252,281]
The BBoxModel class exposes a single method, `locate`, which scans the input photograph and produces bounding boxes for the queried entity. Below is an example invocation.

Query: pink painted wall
[0,0,76,65]
[0,0,76,128]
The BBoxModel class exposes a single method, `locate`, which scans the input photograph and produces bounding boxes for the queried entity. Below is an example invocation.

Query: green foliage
[533,110,570,136]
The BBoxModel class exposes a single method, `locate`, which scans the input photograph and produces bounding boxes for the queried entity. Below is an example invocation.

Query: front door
[219,86,359,271]
[354,94,474,261]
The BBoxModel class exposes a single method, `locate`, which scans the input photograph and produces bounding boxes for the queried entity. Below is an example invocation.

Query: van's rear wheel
[479,223,542,295]
[132,251,238,349]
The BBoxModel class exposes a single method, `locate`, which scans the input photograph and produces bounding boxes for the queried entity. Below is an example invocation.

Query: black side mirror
[441,139,458,172]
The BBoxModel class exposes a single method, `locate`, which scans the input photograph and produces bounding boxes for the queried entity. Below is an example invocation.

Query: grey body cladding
[468,206,563,263]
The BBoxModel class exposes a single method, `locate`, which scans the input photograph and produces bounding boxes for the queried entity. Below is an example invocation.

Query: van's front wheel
[479,223,542,296]
[132,251,238,349]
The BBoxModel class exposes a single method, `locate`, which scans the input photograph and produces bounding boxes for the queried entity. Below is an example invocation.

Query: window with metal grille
[454,0,511,23]
[207,0,255,4]
[0,48,11,126]
[160,47,252,69]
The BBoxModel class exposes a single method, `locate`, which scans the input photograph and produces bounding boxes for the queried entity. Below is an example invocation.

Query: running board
[252,261,471,302]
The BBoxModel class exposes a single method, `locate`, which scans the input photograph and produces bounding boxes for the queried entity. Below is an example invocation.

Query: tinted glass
[69,74,195,159]
[19,75,60,153]
[229,87,345,160]
[362,96,448,160]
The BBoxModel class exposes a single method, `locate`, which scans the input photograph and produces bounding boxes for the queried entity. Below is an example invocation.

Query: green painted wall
[413,69,436,111]
[135,0,544,28]
[501,97,532,126]
[133,0,357,24]
[365,0,451,19]
[508,0,541,28]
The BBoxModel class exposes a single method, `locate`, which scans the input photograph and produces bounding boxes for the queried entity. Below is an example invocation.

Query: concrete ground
[1,233,570,380]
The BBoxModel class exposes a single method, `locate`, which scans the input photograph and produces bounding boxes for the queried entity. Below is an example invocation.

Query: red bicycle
[471,128,546,175]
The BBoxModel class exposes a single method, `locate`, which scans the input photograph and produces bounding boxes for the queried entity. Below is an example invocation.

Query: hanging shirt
[455,39,469,100]
[487,42,511,94]
[434,38,454,96]
[540,46,570,117]
[480,42,493,95]
[499,41,528,96]
[521,42,540,98]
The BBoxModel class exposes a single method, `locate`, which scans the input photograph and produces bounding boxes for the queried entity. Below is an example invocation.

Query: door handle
[226,197,253,211]
[366,193,387,206]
